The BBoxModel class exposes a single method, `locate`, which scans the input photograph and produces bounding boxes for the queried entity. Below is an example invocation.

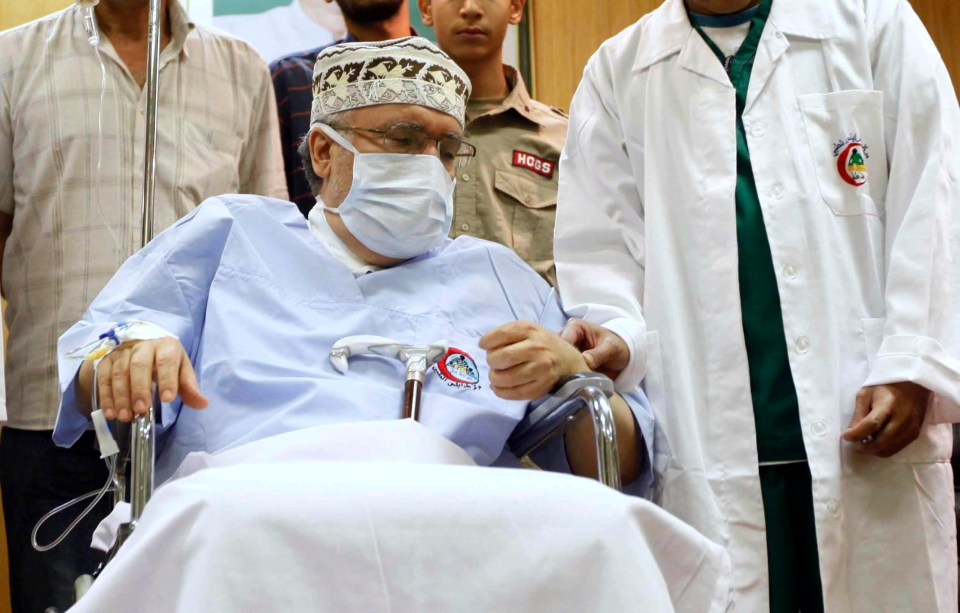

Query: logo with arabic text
[833,134,869,187]
[433,348,481,390]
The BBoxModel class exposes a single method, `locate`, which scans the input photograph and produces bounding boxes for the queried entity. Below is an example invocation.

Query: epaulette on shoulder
[528,99,569,122]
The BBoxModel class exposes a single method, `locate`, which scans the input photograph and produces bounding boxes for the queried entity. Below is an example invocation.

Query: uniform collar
[632,0,839,73]
[467,66,548,126]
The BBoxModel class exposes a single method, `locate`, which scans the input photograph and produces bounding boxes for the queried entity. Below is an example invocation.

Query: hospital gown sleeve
[53,199,238,447]
[239,60,288,201]
[529,289,658,498]
[863,0,960,423]
[553,50,648,391]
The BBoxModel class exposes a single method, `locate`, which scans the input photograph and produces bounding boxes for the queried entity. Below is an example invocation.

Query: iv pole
[116,0,161,547]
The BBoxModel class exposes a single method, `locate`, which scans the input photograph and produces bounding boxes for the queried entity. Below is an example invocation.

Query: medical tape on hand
[67,320,176,364]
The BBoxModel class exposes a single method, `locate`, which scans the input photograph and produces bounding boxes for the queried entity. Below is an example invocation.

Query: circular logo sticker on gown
[437,348,480,385]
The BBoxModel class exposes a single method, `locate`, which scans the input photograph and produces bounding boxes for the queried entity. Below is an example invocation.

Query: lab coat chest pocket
[798,90,887,217]
[862,318,953,463]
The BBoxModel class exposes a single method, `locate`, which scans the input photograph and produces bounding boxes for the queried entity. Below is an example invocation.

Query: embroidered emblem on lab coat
[833,136,869,187]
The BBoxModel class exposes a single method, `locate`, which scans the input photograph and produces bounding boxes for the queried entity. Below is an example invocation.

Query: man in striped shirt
[0,1,286,610]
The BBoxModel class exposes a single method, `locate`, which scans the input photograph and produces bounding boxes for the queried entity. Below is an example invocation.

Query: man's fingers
[842,406,891,443]
[178,356,208,409]
[842,387,881,441]
[582,351,598,369]
[865,395,925,457]
[110,348,133,422]
[128,343,155,416]
[491,379,550,401]
[488,361,542,392]
[154,339,183,403]
[559,319,585,345]
[844,388,895,446]
[485,339,536,371]
[583,336,626,372]
[97,358,115,419]
[866,412,913,457]
[847,387,872,430]
[479,321,538,351]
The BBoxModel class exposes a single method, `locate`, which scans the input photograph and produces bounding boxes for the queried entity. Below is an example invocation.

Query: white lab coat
[555,0,960,610]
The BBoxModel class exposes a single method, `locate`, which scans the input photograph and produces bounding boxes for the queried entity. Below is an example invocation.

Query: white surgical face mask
[316,123,455,260]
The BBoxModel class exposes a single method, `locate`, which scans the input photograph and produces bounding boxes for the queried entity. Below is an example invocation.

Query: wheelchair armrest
[110,388,159,554]
[507,373,621,490]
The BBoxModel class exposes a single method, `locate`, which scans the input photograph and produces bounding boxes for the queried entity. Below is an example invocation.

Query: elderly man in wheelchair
[48,38,729,612]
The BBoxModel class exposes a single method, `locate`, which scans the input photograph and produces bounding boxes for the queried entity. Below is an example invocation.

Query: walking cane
[330,336,448,420]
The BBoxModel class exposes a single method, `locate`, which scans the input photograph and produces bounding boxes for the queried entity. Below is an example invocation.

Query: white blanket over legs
[74,421,729,612]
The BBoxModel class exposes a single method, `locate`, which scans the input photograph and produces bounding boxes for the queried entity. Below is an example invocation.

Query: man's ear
[508,0,525,26]
[309,128,334,182]
[417,0,435,26]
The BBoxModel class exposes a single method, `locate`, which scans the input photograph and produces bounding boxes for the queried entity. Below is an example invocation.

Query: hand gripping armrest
[507,373,621,491]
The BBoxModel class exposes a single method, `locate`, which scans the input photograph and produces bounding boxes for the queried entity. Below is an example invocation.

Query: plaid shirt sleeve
[0,35,14,216]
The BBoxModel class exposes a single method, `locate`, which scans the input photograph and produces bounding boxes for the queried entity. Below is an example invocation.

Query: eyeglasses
[337,125,477,169]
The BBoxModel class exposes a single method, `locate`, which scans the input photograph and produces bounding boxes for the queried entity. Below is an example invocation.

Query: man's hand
[80,337,208,422]
[559,318,630,380]
[841,382,930,457]
[480,321,589,401]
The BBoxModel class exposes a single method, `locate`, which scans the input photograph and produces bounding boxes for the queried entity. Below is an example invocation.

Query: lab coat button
[826,499,840,517]
[783,264,798,279]
[460,223,470,231]
[461,173,470,181]
[769,184,785,199]
[812,420,827,436]
[795,336,810,353]
[750,122,768,138]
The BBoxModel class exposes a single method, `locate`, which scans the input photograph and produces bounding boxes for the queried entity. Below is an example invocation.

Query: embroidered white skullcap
[311,37,472,128]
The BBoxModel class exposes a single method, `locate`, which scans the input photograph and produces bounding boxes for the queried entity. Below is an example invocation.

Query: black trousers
[0,428,110,613]
[953,424,959,610]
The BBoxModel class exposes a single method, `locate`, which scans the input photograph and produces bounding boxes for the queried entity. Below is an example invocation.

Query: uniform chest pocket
[493,169,558,281]
[797,90,888,217]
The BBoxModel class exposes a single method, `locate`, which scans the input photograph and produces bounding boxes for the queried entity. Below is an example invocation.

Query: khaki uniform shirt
[0,3,287,429]
[451,67,567,285]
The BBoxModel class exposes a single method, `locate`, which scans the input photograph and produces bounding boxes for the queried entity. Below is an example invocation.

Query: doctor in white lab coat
[554,0,960,610]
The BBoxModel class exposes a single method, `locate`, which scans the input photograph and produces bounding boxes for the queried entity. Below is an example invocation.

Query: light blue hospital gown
[54,196,656,493]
